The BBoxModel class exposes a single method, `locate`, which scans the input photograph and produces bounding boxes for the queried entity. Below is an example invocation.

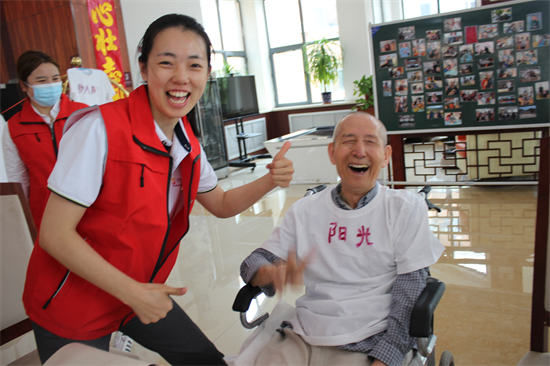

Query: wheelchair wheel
[439,351,455,366]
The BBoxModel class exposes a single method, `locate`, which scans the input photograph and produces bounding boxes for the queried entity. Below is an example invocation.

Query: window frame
[207,0,248,75]
[263,0,342,107]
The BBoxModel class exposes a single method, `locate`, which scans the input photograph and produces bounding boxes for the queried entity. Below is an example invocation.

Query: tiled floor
[130,159,539,366]
[0,160,540,365]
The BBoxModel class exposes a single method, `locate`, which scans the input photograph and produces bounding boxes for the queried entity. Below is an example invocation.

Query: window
[264,0,344,106]
[374,0,476,23]
[200,0,247,75]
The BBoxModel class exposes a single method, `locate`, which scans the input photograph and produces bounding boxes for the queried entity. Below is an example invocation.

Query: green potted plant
[302,38,341,104]
[351,75,374,112]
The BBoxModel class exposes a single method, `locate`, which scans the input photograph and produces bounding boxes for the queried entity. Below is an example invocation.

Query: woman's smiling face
[140,27,210,126]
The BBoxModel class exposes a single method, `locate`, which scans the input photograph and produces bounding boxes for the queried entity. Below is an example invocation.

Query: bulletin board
[370,0,550,133]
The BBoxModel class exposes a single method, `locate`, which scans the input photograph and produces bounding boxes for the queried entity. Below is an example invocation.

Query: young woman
[23,14,293,365]
[3,51,88,230]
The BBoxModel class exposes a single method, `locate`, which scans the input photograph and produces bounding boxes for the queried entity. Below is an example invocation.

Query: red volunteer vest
[7,94,88,229]
[23,86,202,340]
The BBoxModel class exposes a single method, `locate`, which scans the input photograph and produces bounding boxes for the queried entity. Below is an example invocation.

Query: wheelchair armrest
[409,278,446,338]
[232,283,263,312]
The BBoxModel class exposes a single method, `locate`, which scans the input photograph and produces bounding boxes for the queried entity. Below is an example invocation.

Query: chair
[0,183,144,365]
[517,136,549,365]
[230,185,454,366]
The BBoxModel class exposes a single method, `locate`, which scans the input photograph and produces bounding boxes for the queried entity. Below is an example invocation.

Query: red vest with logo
[7,94,88,229]
[23,86,202,340]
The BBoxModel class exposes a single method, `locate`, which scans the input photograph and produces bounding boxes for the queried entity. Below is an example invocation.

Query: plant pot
[321,92,332,104]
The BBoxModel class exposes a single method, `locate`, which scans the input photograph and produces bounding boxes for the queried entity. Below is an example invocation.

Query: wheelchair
[231,185,454,366]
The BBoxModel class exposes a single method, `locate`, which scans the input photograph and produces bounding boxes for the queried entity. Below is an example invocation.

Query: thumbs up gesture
[266,141,294,188]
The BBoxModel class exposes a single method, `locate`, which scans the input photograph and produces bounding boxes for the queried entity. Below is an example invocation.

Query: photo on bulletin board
[444,17,462,31]
[444,32,463,45]
[492,8,512,23]
[395,79,408,95]
[380,53,398,68]
[475,41,494,55]
[444,111,462,125]
[425,75,443,90]
[519,106,537,119]
[527,12,542,31]
[476,108,494,121]
[405,57,421,69]
[408,70,423,82]
[519,66,541,82]
[427,42,441,59]
[398,115,415,128]
[412,39,426,56]
[399,42,412,57]
[411,82,424,94]
[496,36,514,49]
[535,81,549,99]
[445,78,460,95]
[480,71,494,90]
[460,89,477,102]
[532,34,550,47]
[518,86,535,105]
[382,80,392,96]
[395,96,408,112]
[459,63,473,74]
[389,67,404,78]
[498,49,514,68]
[371,0,550,132]
[380,40,397,53]
[498,67,516,78]
[426,29,441,40]
[478,24,498,39]
[498,94,517,104]
[412,95,425,112]
[478,92,495,105]
[461,74,476,86]
[426,105,444,119]
[515,33,530,50]
[517,50,538,66]
[503,20,525,34]
[459,44,474,63]
[443,45,459,58]
[398,26,415,40]
[499,106,518,120]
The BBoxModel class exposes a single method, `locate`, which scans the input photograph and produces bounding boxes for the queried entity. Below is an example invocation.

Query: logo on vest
[328,222,373,247]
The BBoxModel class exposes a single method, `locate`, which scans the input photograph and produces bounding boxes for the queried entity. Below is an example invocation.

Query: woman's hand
[266,141,294,188]
[121,283,187,324]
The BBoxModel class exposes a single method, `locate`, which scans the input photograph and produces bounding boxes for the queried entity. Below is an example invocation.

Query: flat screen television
[218,75,259,120]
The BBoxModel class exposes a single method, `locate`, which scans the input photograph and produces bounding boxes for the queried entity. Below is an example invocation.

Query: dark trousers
[32,299,227,365]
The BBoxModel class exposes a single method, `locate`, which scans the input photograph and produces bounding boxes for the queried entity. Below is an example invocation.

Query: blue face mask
[26,82,62,107]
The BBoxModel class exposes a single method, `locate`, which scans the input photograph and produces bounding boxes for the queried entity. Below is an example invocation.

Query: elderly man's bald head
[333,112,388,146]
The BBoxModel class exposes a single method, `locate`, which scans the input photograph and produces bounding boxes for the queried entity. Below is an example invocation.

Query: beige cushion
[44,344,148,365]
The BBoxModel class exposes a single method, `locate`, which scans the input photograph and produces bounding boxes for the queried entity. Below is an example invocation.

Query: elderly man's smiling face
[329,113,392,199]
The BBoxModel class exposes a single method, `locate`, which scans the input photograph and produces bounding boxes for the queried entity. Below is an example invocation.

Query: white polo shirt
[48,108,218,215]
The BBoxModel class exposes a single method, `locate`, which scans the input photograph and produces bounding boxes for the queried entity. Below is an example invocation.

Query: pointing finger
[273,141,291,162]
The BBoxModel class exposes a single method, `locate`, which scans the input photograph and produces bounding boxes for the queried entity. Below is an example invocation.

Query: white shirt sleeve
[101,71,116,104]
[48,108,107,207]
[2,122,30,198]
[197,145,218,193]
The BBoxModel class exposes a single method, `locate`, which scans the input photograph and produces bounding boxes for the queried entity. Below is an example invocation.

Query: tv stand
[228,117,271,171]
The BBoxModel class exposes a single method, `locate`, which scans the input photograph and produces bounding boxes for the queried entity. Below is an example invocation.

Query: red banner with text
[87,0,125,100]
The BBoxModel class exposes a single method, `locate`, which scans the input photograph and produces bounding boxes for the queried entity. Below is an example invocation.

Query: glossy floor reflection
[133,159,538,366]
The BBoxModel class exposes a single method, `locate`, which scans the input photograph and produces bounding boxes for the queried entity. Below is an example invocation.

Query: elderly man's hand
[251,250,313,294]
[266,141,294,188]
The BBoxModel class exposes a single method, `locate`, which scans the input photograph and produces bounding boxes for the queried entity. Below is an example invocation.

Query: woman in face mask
[3,50,89,230]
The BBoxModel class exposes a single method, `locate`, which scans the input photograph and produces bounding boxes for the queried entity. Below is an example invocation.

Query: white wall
[120,0,203,87]
[336,0,376,103]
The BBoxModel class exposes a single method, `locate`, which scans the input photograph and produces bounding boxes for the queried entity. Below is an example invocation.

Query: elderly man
[240,112,445,366]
